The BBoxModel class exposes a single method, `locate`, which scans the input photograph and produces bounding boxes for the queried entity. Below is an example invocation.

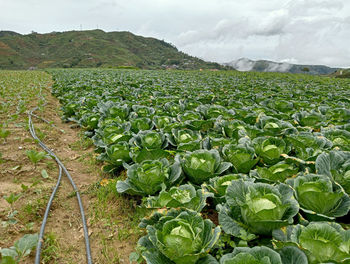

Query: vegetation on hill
[0,30,225,70]
[331,68,350,78]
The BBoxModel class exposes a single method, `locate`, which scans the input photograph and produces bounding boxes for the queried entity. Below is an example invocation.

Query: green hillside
[0,30,224,70]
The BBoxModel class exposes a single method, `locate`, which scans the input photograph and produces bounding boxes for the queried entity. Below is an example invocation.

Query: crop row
[49,69,350,264]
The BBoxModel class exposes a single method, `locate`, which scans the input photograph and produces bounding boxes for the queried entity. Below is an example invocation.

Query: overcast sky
[1,0,349,67]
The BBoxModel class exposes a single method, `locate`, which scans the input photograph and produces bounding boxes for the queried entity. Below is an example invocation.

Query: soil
[0,72,140,264]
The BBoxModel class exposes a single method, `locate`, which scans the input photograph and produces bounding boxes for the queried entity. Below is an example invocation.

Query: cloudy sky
[1,0,349,67]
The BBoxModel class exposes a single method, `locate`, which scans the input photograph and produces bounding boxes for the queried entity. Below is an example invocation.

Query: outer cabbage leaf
[184,119,215,132]
[286,132,332,161]
[177,111,202,122]
[254,162,298,183]
[219,246,282,264]
[323,129,350,151]
[278,246,308,264]
[204,174,254,204]
[130,148,171,163]
[293,110,326,128]
[326,107,350,125]
[286,173,350,220]
[316,150,350,194]
[273,222,350,264]
[202,135,233,153]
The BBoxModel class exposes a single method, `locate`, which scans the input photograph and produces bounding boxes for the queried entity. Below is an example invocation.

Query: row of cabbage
[49,69,350,264]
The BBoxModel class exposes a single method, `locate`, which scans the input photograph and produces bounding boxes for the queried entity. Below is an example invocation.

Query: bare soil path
[0,71,144,264]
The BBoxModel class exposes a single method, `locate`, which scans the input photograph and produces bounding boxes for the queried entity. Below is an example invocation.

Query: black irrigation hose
[35,166,62,263]
[28,108,93,264]
[30,113,54,126]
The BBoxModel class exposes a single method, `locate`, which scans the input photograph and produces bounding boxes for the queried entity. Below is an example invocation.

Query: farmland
[1,69,350,263]
[0,71,145,263]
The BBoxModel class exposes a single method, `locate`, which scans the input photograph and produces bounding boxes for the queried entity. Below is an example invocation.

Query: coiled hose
[28,107,93,264]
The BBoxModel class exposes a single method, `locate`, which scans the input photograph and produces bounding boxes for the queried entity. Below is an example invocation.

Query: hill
[224,58,338,75]
[0,30,224,70]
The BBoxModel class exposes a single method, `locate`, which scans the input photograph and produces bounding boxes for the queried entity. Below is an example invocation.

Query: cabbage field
[50,69,350,264]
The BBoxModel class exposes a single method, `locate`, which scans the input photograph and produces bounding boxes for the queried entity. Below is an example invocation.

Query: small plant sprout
[0,127,10,143]
[3,193,21,208]
[25,149,47,170]
[3,193,21,222]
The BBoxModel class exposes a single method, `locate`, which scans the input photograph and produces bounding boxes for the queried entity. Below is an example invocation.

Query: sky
[1,0,349,67]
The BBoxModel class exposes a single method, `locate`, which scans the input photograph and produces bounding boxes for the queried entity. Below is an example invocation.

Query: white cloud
[172,0,350,67]
[0,0,349,67]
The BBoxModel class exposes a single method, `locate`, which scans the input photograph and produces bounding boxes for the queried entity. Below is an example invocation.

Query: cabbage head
[178,149,231,185]
[168,128,202,151]
[131,105,155,118]
[218,180,299,236]
[130,130,168,150]
[222,138,259,173]
[216,119,246,140]
[204,174,253,204]
[79,112,100,131]
[253,136,289,165]
[153,115,175,130]
[98,141,131,173]
[116,159,183,196]
[138,209,221,264]
[177,111,202,122]
[146,184,212,212]
[98,101,130,120]
[95,124,132,147]
[130,117,154,133]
